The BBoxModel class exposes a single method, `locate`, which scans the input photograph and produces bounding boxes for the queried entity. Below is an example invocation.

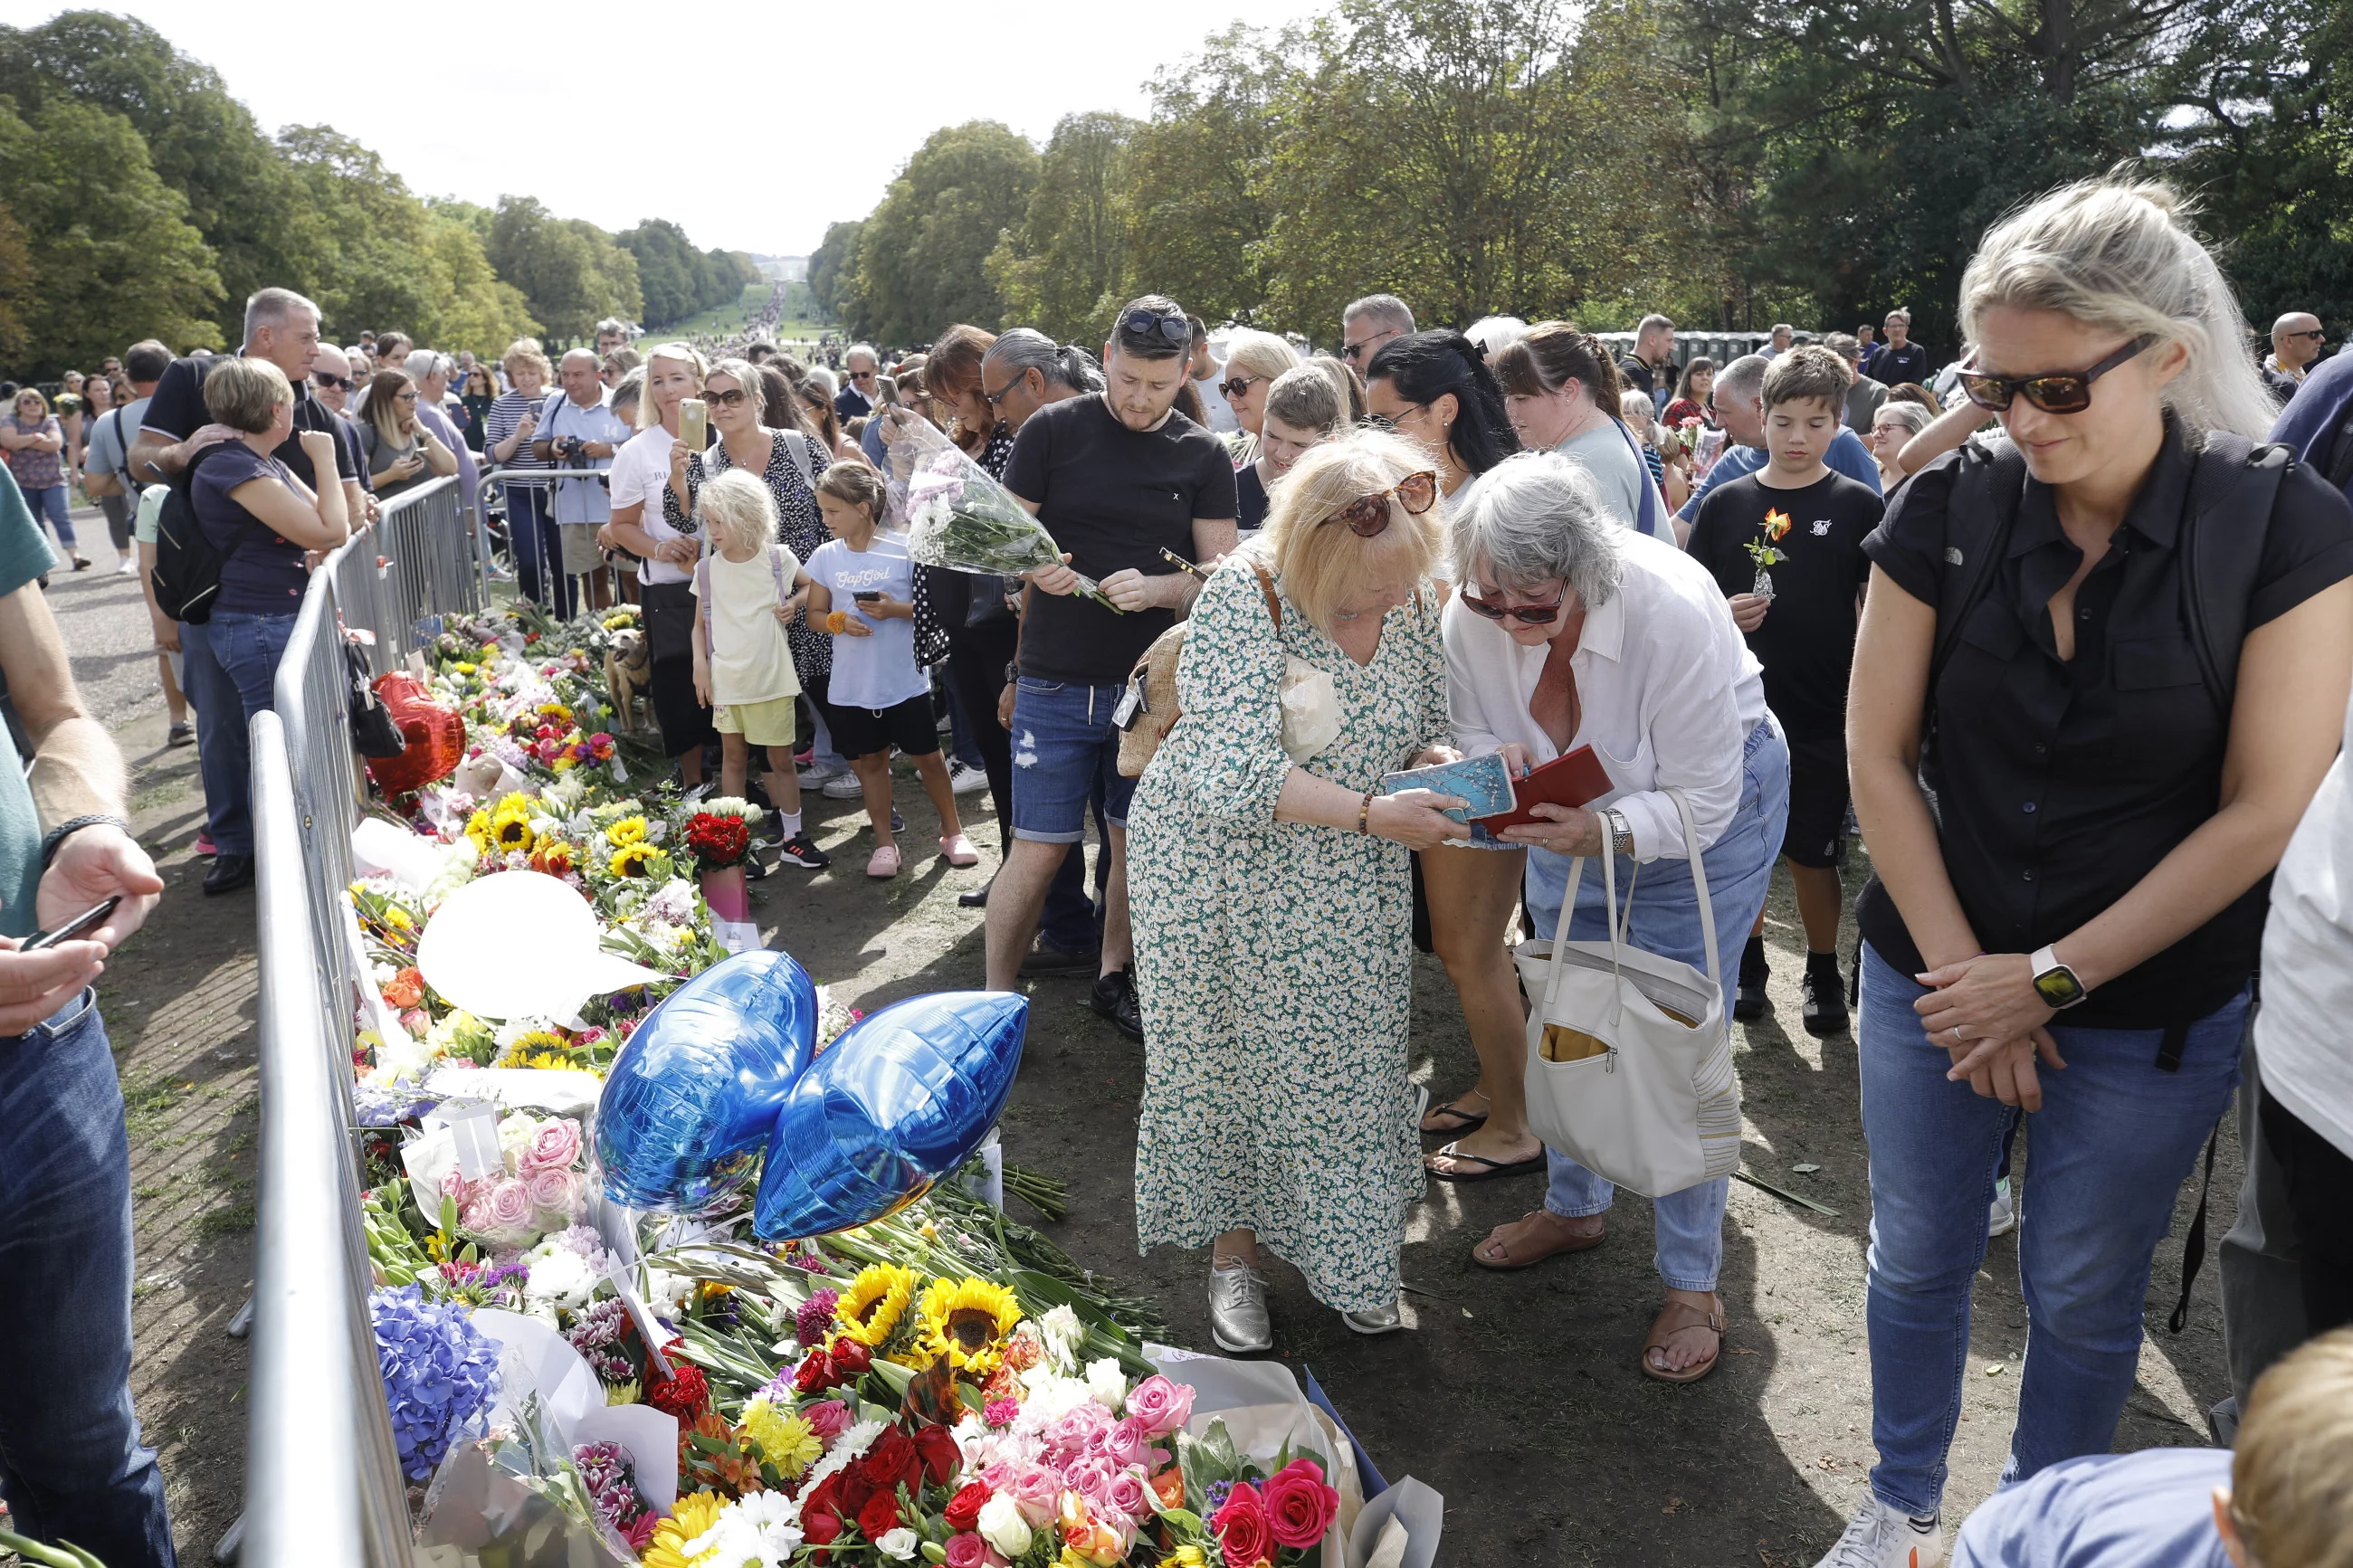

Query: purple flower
[370,1285,500,1481]
[1206,1478,1235,1514]
[795,1288,839,1347]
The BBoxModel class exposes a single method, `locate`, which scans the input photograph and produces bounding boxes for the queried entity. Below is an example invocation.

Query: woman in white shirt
[599,340,712,783]
[1491,325,1677,544]
[1430,451,1790,1384]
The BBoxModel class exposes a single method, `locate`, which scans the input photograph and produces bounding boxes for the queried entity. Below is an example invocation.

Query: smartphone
[678,398,708,452]
[852,591,882,603]
[24,895,120,951]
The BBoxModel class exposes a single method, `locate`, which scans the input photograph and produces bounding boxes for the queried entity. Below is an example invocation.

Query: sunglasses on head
[313,372,353,392]
[1958,335,2154,414]
[1116,307,1192,348]
[1459,584,1570,624]
[1215,374,1261,400]
[1329,470,1438,537]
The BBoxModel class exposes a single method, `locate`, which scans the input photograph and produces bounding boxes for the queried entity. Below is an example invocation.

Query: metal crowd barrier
[477,465,640,613]
[243,472,491,1564]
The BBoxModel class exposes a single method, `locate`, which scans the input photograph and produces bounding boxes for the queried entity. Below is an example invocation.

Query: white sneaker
[948,760,989,795]
[1987,1177,2017,1239]
[1814,1497,1943,1568]
[822,772,864,799]
[115,555,138,575]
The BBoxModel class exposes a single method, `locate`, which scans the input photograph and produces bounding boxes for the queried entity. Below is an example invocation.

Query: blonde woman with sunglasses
[1129,430,1462,1352]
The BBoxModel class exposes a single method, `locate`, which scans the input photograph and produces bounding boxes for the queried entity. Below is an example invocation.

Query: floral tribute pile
[340,603,1367,1567]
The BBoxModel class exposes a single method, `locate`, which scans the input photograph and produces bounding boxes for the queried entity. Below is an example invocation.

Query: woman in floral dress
[1129,430,1467,1350]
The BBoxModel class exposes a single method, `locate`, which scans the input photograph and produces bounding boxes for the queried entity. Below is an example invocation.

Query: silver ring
[1951,1026,1967,1043]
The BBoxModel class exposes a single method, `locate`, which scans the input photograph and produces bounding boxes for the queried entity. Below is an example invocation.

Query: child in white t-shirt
[689,470,831,870]
[805,463,977,880]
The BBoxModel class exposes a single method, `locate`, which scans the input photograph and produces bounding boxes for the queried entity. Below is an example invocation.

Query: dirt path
[70,597,2241,1563]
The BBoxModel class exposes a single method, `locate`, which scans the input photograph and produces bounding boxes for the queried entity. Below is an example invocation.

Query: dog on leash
[605,628,653,734]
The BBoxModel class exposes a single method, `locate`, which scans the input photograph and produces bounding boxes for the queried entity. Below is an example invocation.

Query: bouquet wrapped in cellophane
[881,408,1121,613]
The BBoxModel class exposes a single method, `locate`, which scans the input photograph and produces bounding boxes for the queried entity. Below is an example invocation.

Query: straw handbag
[1510,787,1743,1198]
[1117,562,1340,778]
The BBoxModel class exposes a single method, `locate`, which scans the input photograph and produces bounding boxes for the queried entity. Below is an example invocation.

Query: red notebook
[1474,745,1615,831]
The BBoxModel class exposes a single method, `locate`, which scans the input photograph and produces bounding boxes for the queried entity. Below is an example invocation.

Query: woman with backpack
[357,367,459,501]
[1818,176,2353,1568]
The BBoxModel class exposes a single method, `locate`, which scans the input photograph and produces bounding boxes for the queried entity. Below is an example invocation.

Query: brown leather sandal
[1641,1296,1726,1383]
[1469,1209,1606,1270]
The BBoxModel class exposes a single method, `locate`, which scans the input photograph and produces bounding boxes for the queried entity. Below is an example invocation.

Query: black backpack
[148,441,242,624]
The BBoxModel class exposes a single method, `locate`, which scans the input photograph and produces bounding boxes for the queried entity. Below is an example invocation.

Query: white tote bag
[1510,787,1743,1198]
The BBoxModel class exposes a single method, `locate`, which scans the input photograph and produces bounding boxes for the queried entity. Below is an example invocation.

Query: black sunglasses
[1342,329,1396,361]
[703,387,748,407]
[1329,471,1438,537]
[1215,374,1262,400]
[2284,328,2327,341]
[1459,585,1570,624]
[313,372,354,392]
[1116,308,1191,348]
[1958,335,2154,414]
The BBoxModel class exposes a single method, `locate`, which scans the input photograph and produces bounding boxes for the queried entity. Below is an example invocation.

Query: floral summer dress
[1128,559,1450,1314]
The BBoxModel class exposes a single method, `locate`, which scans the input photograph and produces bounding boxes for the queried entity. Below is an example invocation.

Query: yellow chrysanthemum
[739,1396,821,1479]
[642,1492,729,1568]
[381,905,414,932]
[608,843,658,879]
[915,1276,1024,1375]
[605,815,649,846]
[834,1262,918,1347]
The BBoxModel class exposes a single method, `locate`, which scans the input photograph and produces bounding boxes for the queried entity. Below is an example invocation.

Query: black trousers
[2259,1090,2353,1337]
[944,625,1017,848]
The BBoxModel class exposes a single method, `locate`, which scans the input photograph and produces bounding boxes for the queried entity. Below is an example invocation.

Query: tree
[809,220,864,326]
[854,123,1039,343]
[987,112,1138,343]
[0,94,222,373]
[486,197,643,344]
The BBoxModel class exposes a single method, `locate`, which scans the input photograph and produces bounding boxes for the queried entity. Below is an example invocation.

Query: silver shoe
[1341,1301,1403,1335]
[1208,1260,1272,1353]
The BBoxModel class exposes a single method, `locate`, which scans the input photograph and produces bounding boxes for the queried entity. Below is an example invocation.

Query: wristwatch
[1606,809,1635,859]
[2030,945,2089,1010]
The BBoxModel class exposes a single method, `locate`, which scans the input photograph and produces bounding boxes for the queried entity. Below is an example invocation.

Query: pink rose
[1009,1461,1062,1525]
[943,1533,988,1568]
[518,1118,582,1175]
[1090,1416,1151,1469]
[1105,1468,1151,1522]
[1122,1374,1194,1439]
[478,1177,536,1239]
[1062,1455,1118,1501]
[1263,1457,1339,1550]
[526,1167,579,1222]
[1044,1402,1110,1458]
[804,1400,851,1445]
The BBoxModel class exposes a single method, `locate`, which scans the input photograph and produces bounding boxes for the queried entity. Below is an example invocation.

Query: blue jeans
[504,483,571,616]
[1008,678,1137,841]
[0,992,176,1565]
[1857,943,2246,1516]
[1522,716,1790,1292]
[208,609,298,725]
[23,483,74,549]
[178,617,252,857]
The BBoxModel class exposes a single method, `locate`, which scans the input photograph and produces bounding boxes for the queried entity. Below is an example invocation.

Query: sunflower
[914,1276,1024,1375]
[833,1262,918,1347]
[491,811,535,855]
[538,701,574,726]
[641,1491,728,1568]
[513,1050,586,1073]
[608,842,659,879]
[496,1030,571,1068]
[605,815,650,846]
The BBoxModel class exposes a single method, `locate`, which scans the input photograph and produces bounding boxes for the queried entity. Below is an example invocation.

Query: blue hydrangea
[370,1284,501,1481]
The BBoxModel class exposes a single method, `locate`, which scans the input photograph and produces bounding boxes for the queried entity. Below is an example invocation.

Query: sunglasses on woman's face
[1459,585,1570,624]
[1216,375,1262,400]
[1958,335,2154,414]
[1329,470,1439,537]
[704,387,748,408]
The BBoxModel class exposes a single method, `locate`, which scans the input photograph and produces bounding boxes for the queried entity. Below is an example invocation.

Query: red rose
[1212,1482,1272,1567]
[857,1489,902,1539]
[802,1506,842,1545]
[834,1468,875,1517]
[832,1339,873,1378]
[861,1428,922,1494]
[912,1422,963,1487]
[645,1360,709,1421]
[943,1480,990,1533]
[793,1350,834,1395]
[1262,1458,1339,1549]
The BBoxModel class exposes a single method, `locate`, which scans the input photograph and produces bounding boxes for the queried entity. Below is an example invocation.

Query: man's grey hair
[595,317,629,339]
[1451,451,1628,604]
[844,343,879,367]
[1884,308,1912,326]
[1342,294,1415,336]
[801,365,838,398]
[1822,332,1862,366]
[1714,353,1770,404]
[405,349,449,384]
[1465,316,1529,356]
[243,287,319,346]
[1637,312,1675,337]
[1769,322,1794,339]
[984,328,1102,394]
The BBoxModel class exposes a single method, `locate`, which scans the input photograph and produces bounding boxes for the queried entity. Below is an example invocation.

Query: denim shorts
[1008,678,1135,843]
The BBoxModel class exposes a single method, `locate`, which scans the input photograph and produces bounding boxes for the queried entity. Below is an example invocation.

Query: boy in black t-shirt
[1686,346,1881,1035]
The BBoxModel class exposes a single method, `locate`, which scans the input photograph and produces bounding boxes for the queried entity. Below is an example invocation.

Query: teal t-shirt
[0,466,59,936]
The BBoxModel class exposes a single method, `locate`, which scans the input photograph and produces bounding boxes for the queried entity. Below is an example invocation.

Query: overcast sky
[61,0,1336,258]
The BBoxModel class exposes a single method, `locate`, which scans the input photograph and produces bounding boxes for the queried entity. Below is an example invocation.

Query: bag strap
[2178,432,2284,717]
[1249,559,1283,630]
[770,542,789,605]
[2167,1114,2226,1333]
[780,428,821,491]
[1614,419,1664,540]
[696,554,712,649]
[1929,442,2029,694]
[1667,786,1722,992]
[1534,785,1723,1020]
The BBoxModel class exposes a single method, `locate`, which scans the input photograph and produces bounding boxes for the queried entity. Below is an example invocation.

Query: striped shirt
[482,389,553,488]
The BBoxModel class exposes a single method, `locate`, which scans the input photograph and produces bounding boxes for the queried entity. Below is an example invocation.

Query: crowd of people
[6,174,2353,1567]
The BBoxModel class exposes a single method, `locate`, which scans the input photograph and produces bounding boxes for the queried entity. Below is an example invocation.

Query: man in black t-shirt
[1616,313,1678,414]
[985,294,1239,1035]
[1867,309,1931,387]
[128,286,362,897]
[1686,347,1881,1034]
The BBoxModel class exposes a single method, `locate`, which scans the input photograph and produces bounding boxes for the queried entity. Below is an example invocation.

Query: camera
[554,434,588,461]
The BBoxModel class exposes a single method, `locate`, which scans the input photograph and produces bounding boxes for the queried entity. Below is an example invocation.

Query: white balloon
[415,870,661,1021]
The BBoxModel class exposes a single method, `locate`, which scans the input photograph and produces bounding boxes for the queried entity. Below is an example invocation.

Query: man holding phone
[0,462,175,1563]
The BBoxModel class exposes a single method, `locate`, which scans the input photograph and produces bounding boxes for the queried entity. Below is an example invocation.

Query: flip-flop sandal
[1424,1142,1545,1183]
[1469,1210,1607,1270]
[1418,1097,1490,1136]
[1641,1297,1727,1384]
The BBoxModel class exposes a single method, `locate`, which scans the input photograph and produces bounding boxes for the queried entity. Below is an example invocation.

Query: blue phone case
[1379,752,1516,822]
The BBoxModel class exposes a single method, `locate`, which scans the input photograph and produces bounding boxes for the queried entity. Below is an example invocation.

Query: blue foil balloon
[753,990,1027,1240]
[595,948,819,1212]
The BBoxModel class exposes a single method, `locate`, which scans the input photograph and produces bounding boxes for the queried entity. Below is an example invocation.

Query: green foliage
[988,111,1139,344]
[808,219,865,328]
[615,218,759,329]
[853,122,1040,343]
[485,197,644,346]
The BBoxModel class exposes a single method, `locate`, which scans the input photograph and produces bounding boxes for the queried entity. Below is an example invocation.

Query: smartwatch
[2030,945,2089,1010]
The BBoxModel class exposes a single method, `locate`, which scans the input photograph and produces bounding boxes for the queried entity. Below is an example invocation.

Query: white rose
[875,1527,918,1561]
[1085,1356,1127,1411]
[976,1493,1033,1560]
[1037,1305,1083,1373]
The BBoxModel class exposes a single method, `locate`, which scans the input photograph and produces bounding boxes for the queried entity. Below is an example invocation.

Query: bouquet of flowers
[681,800,759,871]
[882,408,1119,613]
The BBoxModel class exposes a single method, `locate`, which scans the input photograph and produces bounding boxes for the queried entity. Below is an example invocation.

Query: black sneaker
[1091,965,1145,1041]
[1020,940,1100,977]
[776,832,832,870]
[1734,934,1768,1022]
[202,853,255,897]
[1802,952,1849,1038]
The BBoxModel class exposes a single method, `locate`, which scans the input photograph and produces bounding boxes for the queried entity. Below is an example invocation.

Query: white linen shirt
[2249,687,2353,1161]
[1443,527,1767,860]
